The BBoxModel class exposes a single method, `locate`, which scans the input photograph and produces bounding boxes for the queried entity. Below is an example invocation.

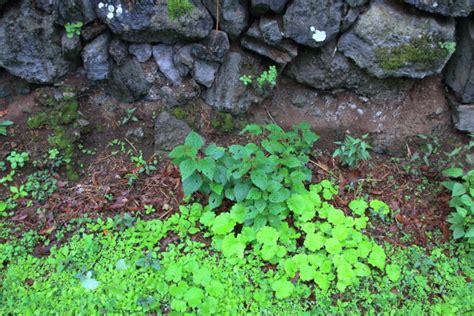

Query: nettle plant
[333,133,372,169]
[442,168,474,247]
[171,124,395,294]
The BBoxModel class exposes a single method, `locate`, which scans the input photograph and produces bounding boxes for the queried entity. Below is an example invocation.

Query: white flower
[310,26,315,32]
[98,2,104,9]
[116,6,123,16]
[312,30,326,42]
[107,12,114,19]
[108,5,115,13]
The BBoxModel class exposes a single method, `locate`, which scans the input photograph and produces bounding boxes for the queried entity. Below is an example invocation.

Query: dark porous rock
[345,0,368,7]
[108,39,129,65]
[404,0,473,17]
[82,32,112,81]
[250,0,288,15]
[338,0,456,79]
[152,44,182,86]
[447,95,474,132]
[107,58,151,102]
[0,0,73,83]
[199,30,230,63]
[259,16,283,45]
[81,23,108,41]
[0,69,31,99]
[283,0,344,48]
[155,111,192,153]
[61,33,83,61]
[129,44,152,63]
[35,0,96,24]
[287,42,415,102]
[241,20,297,65]
[174,44,195,77]
[193,59,219,88]
[202,0,249,40]
[160,78,201,108]
[205,52,261,114]
[95,0,213,44]
[444,18,474,104]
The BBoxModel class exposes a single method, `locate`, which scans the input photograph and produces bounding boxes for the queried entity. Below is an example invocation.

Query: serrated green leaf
[386,264,401,282]
[272,279,294,299]
[185,131,204,150]
[234,182,251,202]
[269,188,290,204]
[182,173,202,196]
[221,234,246,259]
[250,169,268,190]
[304,232,325,251]
[179,159,197,179]
[198,157,216,179]
[212,213,236,235]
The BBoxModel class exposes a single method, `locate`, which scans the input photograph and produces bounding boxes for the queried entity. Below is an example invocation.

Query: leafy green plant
[120,108,139,125]
[64,22,83,38]
[438,41,456,55]
[170,123,319,227]
[167,0,194,20]
[333,134,372,169]
[256,65,278,89]
[0,120,13,136]
[442,168,473,247]
[6,151,29,169]
[239,75,253,86]
[240,66,278,89]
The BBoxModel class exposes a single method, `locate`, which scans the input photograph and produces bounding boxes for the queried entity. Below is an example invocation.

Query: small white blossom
[107,12,114,19]
[116,6,123,16]
[310,26,315,32]
[108,5,115,13]
[98,2,104,9]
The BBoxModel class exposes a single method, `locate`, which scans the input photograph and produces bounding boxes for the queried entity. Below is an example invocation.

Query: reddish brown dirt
[0,71,471,250]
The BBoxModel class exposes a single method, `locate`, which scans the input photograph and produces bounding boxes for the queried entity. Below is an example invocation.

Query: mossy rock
[376,36,449,71]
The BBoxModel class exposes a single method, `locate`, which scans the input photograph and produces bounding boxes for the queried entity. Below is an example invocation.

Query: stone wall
[0,0,473,132]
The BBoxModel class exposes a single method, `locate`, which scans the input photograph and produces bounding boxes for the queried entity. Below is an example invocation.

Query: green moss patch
[376,35,449,71]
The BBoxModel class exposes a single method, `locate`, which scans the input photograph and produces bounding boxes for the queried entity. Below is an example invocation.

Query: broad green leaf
[208,193,223,209]
[185,287,204,308]
[325,238,342,254]
[200,211,216,227]
[281,156,301,168]
[230,203,248,223]
[198,157,216,179]
[179,159,197,179]
[257,226,279,245]
[212,213,236,235]
[269,188,290,204]
[210,182,223,195]
[386,264,401,282]
[327,209,345,225]
[204,144,225,159]
[442,167,463,178]
[272,279,294,299]
[182,173,202,196]
[304,232,325,251]
[369,200,390,215]
[349,199,368,216]
[368,245,386,270]
[234,182,251,202]
[452,183,466,197]
[221,234,246,259]
[250,169,268,190]
[240,124,263,135]
[185,131,204,150]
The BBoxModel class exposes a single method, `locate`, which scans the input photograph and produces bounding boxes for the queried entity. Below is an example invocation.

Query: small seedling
[7,151,29,169]
[0,120,13,136]
[438,41,456,55]
[239,75,253,86]
[65,22,83,39]
[121,108,139,125]
[333,134,372,169]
